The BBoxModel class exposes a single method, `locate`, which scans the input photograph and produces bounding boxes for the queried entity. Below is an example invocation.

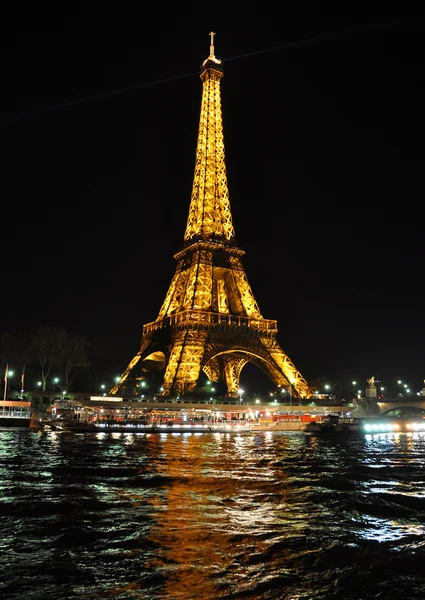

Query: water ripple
[2,429,425,599]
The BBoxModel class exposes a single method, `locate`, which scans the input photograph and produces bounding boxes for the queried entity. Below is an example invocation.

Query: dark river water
[1,428,425,600]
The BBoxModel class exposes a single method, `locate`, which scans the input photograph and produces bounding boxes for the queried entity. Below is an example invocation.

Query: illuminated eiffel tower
[111,33,313,400]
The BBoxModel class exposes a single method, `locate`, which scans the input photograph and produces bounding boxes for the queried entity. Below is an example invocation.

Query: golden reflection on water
[144,432,291,599]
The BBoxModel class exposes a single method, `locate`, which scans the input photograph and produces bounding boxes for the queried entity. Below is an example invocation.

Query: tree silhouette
[28,326,67,391]
[62,335,91,391]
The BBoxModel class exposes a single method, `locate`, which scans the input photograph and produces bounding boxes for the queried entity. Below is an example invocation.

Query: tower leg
[162,330,208,395]
[109,333,153,395]
[203,357,220,385]
[222,356,248,396]
[261,338,312,398]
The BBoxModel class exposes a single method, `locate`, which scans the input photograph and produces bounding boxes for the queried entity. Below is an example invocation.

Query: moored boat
[304,416,364,434]
[0,400,32,427]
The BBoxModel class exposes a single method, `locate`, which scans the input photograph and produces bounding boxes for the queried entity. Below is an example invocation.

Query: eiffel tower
[111,33,313,401]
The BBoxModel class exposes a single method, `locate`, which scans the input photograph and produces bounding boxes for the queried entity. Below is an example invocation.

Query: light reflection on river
[1,429,425,599]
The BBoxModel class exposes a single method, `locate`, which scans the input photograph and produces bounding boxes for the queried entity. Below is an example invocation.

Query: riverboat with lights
[0,400,32,427]
[304,407,425,435]
[304,416,364,434]
[40,416,309,434]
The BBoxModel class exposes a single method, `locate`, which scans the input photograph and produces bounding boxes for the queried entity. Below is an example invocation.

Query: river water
[1,428,425,600]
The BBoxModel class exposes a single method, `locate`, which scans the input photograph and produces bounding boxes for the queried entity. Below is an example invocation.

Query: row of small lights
[320,380,414,395]
[7,371,420,400]
[116,378,418,404]
[97,379,421,396]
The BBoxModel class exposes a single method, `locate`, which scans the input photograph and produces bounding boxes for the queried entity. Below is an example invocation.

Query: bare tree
[29,326,68,391]
[63,335,91,391]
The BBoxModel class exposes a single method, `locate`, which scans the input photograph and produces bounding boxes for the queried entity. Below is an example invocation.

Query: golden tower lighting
[111,33,313,400]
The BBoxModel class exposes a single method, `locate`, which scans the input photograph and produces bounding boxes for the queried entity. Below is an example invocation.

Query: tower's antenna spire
[209,31,216,59]
[203,31,222,66]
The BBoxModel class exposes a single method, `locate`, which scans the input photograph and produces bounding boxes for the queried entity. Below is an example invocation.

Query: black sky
[1,6,425,392]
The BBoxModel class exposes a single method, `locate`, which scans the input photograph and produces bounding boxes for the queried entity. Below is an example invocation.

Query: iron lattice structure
[111,34,313,400]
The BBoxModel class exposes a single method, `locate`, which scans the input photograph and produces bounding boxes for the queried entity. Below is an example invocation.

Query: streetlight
[20,365,25,399]
[397,381,408,399]
[238,388,244,404]
[324,384,331,400]
[3,364,14,407]
[2,367,15,416]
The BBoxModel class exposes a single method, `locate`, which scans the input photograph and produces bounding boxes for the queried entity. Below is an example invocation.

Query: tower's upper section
[183,33,236,246]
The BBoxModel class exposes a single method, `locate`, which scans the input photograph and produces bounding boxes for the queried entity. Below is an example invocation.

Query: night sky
[2,7,425,393]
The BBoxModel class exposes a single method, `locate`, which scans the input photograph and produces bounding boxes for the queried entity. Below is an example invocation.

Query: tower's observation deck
[143,311,277,337]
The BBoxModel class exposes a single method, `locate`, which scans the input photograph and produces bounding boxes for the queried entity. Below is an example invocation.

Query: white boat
[0,400,32,427]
